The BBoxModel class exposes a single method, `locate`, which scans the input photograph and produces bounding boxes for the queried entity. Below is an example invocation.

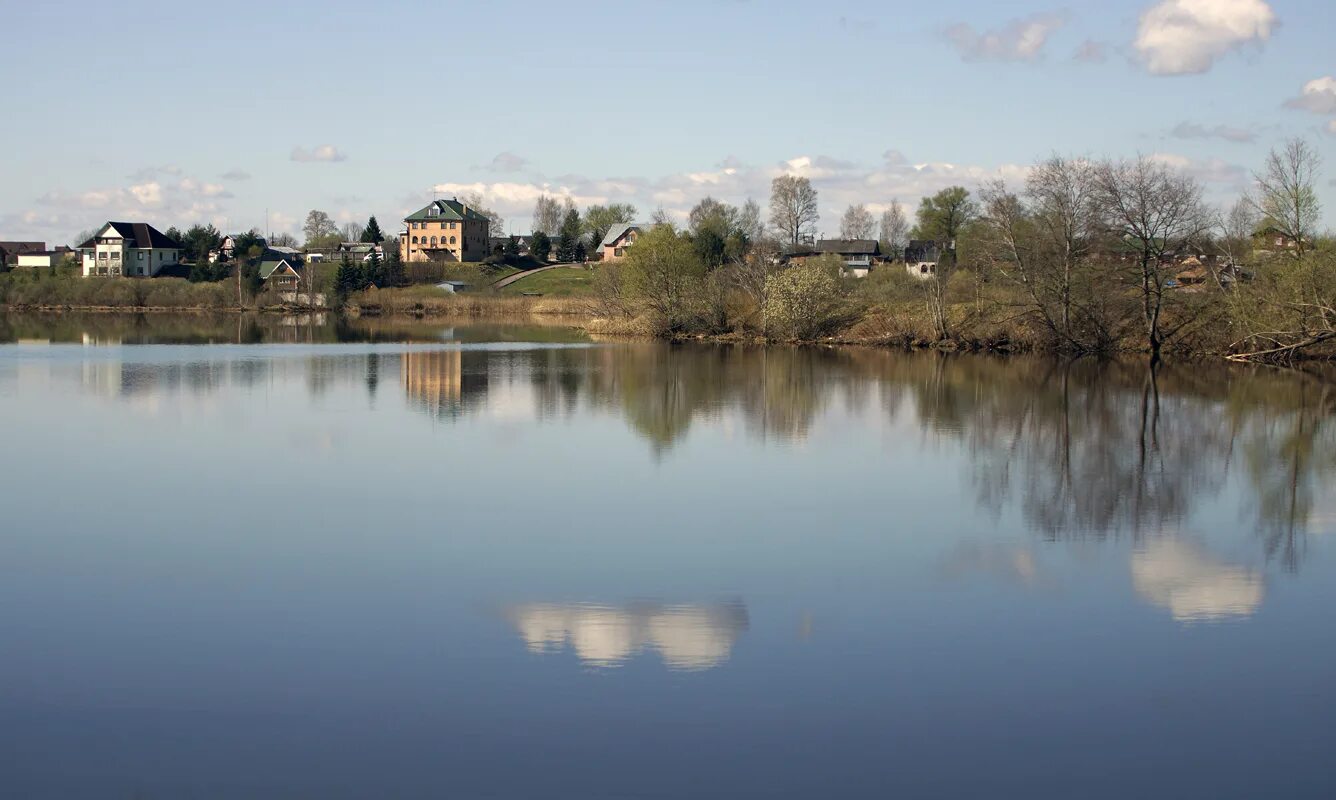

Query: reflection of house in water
[507,601,749,671]
[1131,539,1264,623]
[400,349,490,419]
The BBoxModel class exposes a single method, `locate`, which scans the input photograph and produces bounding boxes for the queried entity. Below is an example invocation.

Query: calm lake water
[2,313,1334,799]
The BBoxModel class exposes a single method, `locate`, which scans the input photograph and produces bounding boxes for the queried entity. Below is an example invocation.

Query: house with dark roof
[258,258,303,291]
[0,241,46,265]
[77,222,183,277]
[600,223,645,262]
[904,240,942,280]
[401,198,491,263]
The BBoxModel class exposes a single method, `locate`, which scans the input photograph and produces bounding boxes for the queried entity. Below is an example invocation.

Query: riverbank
[5,277,1334,363]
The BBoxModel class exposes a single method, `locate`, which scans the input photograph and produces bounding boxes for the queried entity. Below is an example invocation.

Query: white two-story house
[78,221,182,277]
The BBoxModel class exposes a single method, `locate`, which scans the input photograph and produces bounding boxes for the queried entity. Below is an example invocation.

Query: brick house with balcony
[77,222,182,277]
[400,198,490,263]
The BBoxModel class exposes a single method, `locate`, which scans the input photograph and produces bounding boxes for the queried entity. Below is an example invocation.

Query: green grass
[499,267,596,297]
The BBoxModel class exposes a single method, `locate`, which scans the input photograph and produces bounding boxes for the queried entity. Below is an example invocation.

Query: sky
[2,0,1334,244]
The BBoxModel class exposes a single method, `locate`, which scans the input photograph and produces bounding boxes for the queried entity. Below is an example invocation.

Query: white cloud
[1284,76,1336,114]
[1134,0,1276,76]
[290,144,348,163]
[1170,121,1256,143]
[1328,120,1336,136]
[943,12,1068,62]
[20,174,237,242]
[220,169,251,181]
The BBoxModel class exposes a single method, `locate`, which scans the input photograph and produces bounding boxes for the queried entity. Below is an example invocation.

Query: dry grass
[345,286,591,318]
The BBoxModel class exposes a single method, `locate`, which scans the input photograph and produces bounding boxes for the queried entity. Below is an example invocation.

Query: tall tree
[556,209,584,262]
[303,210,339,248]
[839,203,876,239]
[361,216,385,243]
[1094,156,1209,360]
[912,186,977,245]
[912,187,978,341]
[533,195,573,236]
[584,203,638,249]
[1250,137,1321,258]
[529,231,552,262]
[769,175,819,247]
[688,197,739,238]
[181,223,222,263]
[879,201,909,257]
[383,247,405,287]
[738,199,764,242]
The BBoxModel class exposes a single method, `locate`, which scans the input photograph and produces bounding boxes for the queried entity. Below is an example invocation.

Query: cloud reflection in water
[1131,539,1264,623]
[507,601,749,671]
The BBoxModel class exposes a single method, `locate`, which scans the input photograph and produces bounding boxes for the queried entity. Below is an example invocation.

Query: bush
[763,258,845,340]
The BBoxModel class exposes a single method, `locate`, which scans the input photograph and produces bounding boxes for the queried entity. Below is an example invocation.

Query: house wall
[601,230,639,262]
[906,261,937,280]
[16,254,57,269]
[401,217,489,263]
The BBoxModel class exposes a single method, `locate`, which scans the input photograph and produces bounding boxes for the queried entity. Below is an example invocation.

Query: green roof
[404,199,491,223]
[259,259,300,279]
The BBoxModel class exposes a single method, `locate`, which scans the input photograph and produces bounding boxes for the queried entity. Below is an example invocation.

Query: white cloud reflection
[507,601,748,671]
[1131,539,1264,623]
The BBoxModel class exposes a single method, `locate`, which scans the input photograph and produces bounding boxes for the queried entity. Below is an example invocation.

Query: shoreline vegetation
[5,141,1333,364]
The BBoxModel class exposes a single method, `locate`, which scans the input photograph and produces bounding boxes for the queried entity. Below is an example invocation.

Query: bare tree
[1094,156,1210,361]
[769,175,819,247]
[738,199,764,243]
[839,203,876,239]
[1250,138,1322,258]
[879,201,909,258]
[1216,198,1259,269]
[462,192,505,239]
[340,221,364,243]
[533,195,573,236]
[1027,155,1100,341]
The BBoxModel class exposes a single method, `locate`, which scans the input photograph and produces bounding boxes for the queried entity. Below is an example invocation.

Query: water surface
[2,314,1334,798]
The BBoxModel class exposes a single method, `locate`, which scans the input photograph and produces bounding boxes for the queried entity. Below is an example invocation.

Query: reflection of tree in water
[896,354,1336,569]
[1237,379,1336,571]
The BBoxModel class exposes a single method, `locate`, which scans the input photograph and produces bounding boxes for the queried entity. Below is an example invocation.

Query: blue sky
[2,0,1333,243]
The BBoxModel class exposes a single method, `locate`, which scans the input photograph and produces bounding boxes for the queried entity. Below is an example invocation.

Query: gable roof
[601,223,643,247]
[815,239,880,256]
[404,198,491,224]
[78,222,181,250]
[258,259,302,279]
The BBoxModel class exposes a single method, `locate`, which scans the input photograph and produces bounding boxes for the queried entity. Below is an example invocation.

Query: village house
[904,240,941,280]
[258,257,303,291]
[600,223,644,262]
[401,198,490,263]
[210,234,267,263]
[0,241,46,266]
[14,247,77,270]
[77,222,182,277]
[788,239,883,277]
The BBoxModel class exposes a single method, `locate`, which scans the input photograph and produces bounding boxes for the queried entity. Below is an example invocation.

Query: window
[159,252,164,261]
[411,236,418,244]
[430,236,437,245]
[450,236,456,245]
[99,251,108,260]
[449,222,457,230]
[111,251,120,260]
[138,252,144,260]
